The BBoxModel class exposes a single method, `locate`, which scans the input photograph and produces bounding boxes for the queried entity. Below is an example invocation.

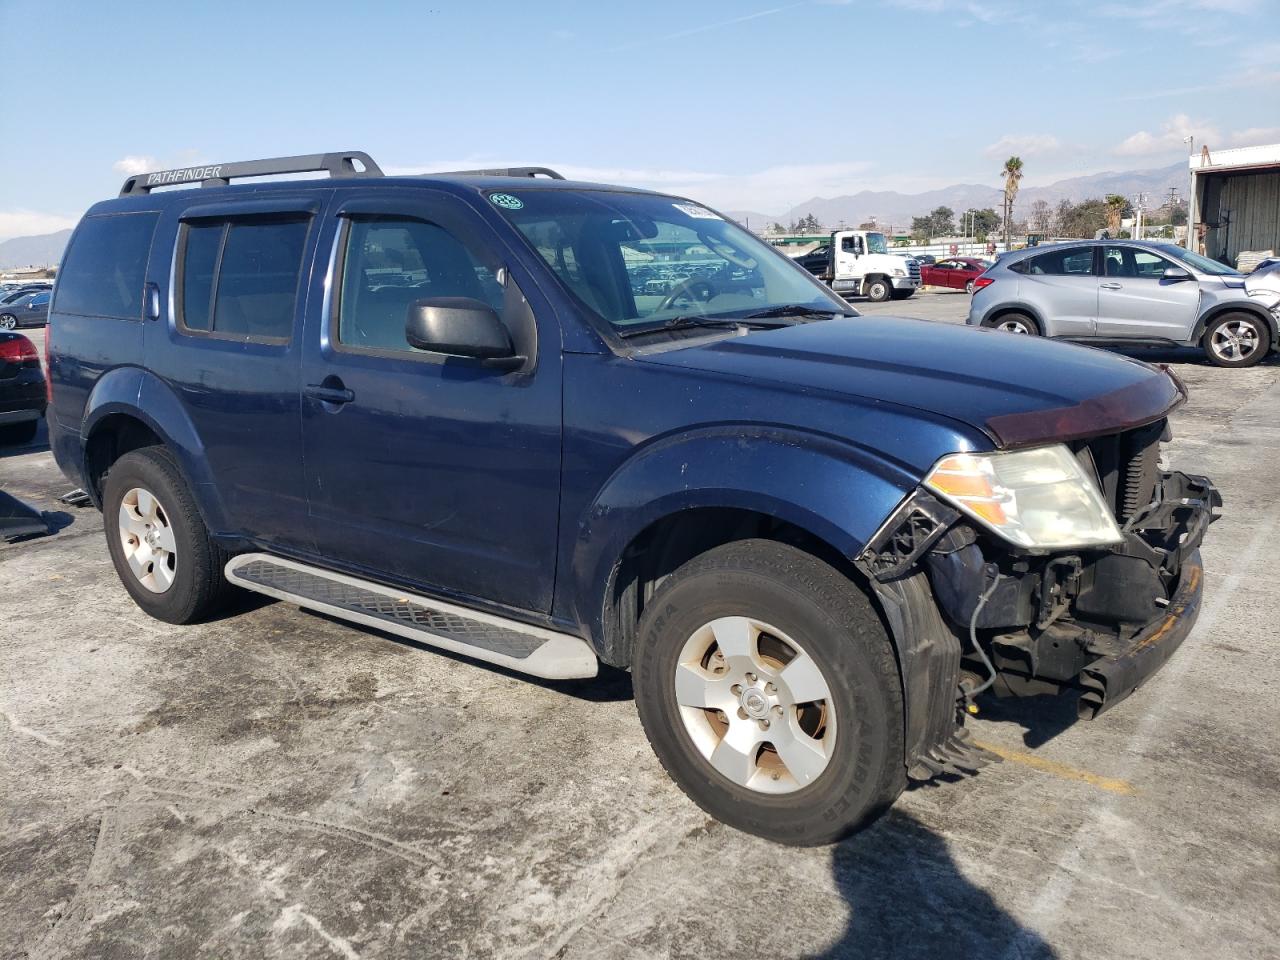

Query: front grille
[908,261,922,280]
[1082,421,1164,522]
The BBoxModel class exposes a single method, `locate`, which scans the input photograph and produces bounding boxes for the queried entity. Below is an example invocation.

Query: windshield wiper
[741,304,849,320]
[616,315,792,340]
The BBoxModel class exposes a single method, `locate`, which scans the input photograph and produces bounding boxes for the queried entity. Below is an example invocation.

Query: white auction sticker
[671,203,721,220]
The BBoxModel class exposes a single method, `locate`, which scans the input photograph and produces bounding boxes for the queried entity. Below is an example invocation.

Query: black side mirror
[1162,266,1192,282]
[405,297,524,369]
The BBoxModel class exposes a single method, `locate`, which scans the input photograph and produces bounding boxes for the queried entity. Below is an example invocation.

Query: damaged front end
[856,416,1220,782]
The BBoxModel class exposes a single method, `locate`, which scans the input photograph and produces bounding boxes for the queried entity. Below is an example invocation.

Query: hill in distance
[0,229,72,270]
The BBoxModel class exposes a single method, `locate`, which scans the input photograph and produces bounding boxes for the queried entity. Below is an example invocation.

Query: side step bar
[225,553,598,680]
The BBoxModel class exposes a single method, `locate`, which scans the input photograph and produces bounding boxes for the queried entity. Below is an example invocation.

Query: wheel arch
[983,303,1044,334]
[1192,301,1279,349]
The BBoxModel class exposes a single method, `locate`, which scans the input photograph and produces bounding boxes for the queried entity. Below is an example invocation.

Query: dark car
[0,331,46,445]
[0,290,51,329]
[920,256,988,293]
[912,253,936,265]
[792,244,830,276]
[48,152,1219,846]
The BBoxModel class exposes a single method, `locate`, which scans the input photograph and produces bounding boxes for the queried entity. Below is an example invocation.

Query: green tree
[963,207,1001,239]
[1104,194,1131,234]
[1056,198,1109,238]
[1001,156,1024,245]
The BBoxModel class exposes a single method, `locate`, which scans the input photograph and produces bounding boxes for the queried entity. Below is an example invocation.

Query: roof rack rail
[118,151,383,196]
[431,166,566,180]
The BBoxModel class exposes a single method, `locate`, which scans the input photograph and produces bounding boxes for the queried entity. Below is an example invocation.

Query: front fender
[569,425,920,644]
[81,366,231,531]
[1193,300,1280,347]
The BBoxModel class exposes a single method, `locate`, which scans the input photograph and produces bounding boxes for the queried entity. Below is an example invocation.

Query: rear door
[146,194,324,548]
[1018,245,1098,336]
[1095,245,1200,341]
[299,189,563,612]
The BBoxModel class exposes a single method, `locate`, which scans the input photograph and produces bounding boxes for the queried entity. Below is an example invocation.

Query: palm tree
[1104,194,1128,235]
[1001,156,1023,247]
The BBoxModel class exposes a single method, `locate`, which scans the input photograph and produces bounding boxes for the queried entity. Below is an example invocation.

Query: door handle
[304,383,355,405]
[1100,282,1122,290]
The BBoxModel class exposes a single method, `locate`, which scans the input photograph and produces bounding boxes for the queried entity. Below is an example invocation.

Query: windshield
[492,189,849,337]
[1157,245,1241,276]
[866,232,889,255]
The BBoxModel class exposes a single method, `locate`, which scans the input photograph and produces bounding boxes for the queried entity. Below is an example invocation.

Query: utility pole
[1184,135,1195,251]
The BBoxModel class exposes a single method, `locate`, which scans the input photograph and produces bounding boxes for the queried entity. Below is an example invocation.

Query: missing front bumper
[1077,550,1204,720]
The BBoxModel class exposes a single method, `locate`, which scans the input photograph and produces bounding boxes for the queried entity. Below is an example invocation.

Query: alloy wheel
[996,318,1032,334]
[0,315,15,330]
[1210,319,1260,363]
[117,487,178,593]
[673,616,836,794]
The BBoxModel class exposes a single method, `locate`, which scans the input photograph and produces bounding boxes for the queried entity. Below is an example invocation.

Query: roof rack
[118,151,383,196]
[431,166,566,180]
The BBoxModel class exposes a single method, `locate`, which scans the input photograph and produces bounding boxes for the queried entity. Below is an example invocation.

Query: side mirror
[1163,266,1192,282]
[405,297,523,369]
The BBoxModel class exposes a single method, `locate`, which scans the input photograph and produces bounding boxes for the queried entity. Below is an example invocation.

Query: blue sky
[1,0,1277,238]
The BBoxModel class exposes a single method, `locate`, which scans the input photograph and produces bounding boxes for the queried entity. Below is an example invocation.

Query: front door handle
[304,383,355,405]
[1100,282,1122,290]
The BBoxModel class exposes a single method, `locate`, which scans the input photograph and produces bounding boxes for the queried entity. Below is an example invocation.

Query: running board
[225,553,598,680]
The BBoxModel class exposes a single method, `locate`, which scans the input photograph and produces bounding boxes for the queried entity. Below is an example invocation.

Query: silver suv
[967,240,1279,368]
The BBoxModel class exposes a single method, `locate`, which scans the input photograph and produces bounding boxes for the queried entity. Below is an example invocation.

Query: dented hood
[637,316,1183,449]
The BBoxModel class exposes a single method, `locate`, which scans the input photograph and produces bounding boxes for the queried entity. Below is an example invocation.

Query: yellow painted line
[973,740,1137,796]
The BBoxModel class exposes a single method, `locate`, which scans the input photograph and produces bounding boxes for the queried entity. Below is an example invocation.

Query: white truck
[794,230,921,302]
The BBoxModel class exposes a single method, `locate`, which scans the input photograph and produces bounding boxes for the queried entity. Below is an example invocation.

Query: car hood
[636,316,1183,449]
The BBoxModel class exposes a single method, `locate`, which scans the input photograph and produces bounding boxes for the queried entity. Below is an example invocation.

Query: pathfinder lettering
[146,165,223,185]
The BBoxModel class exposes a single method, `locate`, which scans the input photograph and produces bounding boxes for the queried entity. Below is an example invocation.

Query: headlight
[924,445,1123,549]
[892,268,906,277]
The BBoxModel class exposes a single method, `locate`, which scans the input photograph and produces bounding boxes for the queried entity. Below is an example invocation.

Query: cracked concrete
[2,309,1278,959]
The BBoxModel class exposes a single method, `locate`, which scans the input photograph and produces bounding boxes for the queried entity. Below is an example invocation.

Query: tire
[632,539,905,846]
[102,446,235,624]
[890,289,915,301]
[0,419,38,445]
[983,311,1039,335]
[965,280,976,294]
[1202,312,1269,368]
[864,278,891,302]
[0,314,16,330]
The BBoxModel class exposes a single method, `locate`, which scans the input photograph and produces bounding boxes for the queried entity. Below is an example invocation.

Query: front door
[1095,245,1201,341]
[833,233,862,280]
[300,190,563,613]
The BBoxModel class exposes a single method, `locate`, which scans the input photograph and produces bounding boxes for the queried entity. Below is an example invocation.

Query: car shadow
[806,809,1058,959]
[0,418,50,459]
[973,688,1082,749]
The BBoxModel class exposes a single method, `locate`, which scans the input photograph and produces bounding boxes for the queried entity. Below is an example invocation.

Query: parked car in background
[2,286,47,305]
[920,257,988,293]
[0,290,51,329]
[0,331,46,445]
[968,240,1278,368]
[911,253,936,265]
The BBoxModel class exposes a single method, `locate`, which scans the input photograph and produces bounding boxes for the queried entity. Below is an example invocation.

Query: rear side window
[54,213,158,319]
[177,217,310,342]
[1024,247,1095,277]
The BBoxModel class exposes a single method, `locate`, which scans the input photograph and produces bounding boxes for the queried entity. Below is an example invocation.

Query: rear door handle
[304,383,355,405]
[1100,282,1122,290]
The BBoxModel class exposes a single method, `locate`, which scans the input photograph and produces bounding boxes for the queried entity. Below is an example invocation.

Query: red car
[919,257,990,293]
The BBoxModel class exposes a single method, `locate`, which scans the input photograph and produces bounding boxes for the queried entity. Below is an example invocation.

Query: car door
[148,194,322,550]
[1018,245,1098,336]
[834,235,862,280]
[27,291,51,325]
[1095,246,1201,341]
[299,189,563,613]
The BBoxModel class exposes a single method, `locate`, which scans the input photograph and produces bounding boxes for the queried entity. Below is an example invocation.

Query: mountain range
[724,161,1187,231]
[0,161,1189,266]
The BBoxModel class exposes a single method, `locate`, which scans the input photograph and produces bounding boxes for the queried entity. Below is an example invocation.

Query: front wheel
[1203,312,1269,368]
[632,540,904,846]
[864,277,891,302]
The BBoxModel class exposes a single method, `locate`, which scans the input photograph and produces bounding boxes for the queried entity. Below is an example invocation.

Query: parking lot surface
[3,309,1279,960]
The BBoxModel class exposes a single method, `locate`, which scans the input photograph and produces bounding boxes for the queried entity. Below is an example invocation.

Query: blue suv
[47,153,1220,844]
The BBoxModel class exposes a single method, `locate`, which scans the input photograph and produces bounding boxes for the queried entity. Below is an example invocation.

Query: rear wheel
[965,280,976,294]
[984,311,1039,335]
[1203,312,1268,368]
[632,540,904,846]
[0,314,16,330]
[864,277,891,302]
[103,447,235,624]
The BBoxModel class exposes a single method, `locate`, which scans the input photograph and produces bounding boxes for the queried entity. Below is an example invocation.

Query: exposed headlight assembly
[924,445,1123,550]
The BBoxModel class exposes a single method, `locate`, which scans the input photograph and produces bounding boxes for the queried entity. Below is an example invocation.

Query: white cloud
[0,210,79,243]
[1115,114,1220,156]
[983,134,1063,158]
[1228,126,1280,147]
[112,155,158,175]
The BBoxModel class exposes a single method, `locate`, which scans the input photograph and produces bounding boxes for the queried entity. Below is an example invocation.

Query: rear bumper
[1077,549,1203,719]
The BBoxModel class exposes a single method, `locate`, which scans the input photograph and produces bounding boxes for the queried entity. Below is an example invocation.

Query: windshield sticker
[489,193,524,210]
[672,202,721,220]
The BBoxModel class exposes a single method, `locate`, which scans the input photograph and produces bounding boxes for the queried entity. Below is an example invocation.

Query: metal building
[1189,143,1280,267]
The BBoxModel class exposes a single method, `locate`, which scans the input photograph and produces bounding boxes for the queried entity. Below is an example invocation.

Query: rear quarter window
[54,212,159,319]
